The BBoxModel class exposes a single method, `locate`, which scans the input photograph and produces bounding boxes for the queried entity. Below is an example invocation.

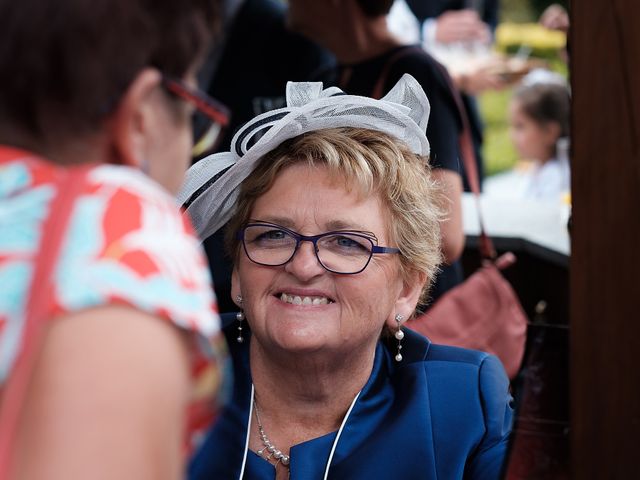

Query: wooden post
[571,0,640,476]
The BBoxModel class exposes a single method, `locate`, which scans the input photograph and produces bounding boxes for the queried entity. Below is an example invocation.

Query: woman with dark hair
[0,0,228,478]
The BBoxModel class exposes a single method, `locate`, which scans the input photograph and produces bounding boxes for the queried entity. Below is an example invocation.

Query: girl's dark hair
[0,0,219,140]
[514,82,571,137]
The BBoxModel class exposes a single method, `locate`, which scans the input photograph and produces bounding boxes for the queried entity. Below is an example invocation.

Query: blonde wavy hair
[226,127,443,304]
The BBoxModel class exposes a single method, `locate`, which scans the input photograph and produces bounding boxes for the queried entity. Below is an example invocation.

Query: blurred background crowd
[200,0,571,313]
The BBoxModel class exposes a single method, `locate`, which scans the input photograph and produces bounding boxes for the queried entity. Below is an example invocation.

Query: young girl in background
[485,71,571,201]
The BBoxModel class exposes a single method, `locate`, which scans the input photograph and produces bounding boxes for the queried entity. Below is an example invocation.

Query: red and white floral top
[0,146,226,450]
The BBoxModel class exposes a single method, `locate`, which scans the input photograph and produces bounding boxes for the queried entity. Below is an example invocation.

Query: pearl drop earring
[394,314,405,362]
[236,295,245,343]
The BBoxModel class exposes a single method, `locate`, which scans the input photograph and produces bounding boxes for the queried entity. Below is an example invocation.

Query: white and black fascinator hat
[177,73,431,241]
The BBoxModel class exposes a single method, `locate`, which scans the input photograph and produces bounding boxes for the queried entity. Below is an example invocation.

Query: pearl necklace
[253,399,290,468]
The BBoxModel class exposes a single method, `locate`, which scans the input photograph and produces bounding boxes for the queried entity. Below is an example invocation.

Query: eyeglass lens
[242,224,375,274]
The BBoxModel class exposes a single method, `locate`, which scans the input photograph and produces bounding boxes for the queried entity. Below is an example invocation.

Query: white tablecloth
[462,193,571,260]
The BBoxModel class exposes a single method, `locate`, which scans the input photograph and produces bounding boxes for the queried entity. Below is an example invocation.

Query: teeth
[279,293,331,305]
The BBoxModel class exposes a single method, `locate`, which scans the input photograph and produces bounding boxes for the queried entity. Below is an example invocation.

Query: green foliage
[479,89,519,176]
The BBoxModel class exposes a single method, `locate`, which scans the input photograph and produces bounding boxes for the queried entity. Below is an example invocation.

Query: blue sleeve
[465,354,514,479]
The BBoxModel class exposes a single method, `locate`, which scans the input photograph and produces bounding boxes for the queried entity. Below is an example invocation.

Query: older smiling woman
[183,75,513,479]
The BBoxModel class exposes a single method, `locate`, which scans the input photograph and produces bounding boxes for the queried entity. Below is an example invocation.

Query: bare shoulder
[12,305,191,480]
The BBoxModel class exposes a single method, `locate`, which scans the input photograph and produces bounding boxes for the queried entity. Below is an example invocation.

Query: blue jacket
[190,314,513,479]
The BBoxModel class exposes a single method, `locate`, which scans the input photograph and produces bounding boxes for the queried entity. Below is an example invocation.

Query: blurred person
[198,0,336,313]
[0,0,227,478]
[412,0,505,98]
[198,0,335,155]
[406,0,499,47]
[484,71,571,201]
[184,75,513,479]
[406,0,505,190]
[286,0,466,305]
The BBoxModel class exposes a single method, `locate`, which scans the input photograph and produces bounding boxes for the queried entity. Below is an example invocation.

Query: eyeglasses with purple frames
[238,221,400,275]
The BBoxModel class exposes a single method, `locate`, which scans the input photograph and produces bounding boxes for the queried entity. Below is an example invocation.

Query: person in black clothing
[198,0,335,312]
[286,0,465,305]
[199,0,336,153]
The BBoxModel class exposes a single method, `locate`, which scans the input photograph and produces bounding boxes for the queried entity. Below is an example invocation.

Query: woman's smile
[278,293,334,306]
